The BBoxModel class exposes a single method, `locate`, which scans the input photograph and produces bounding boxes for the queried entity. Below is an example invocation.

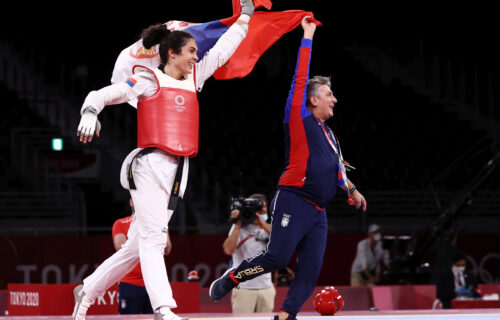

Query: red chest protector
[135,66,199,157]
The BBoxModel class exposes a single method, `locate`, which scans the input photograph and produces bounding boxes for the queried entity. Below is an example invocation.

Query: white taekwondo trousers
[83,146,187,309]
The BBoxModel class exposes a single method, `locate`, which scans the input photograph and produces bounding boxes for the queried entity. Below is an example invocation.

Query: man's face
[253,201,268,225]
[454,259,466,268]
[369,230,381,241]
[258,202,268,215]
[310,85,338,122]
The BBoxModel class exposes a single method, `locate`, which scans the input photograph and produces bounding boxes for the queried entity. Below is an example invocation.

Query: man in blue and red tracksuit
[209,16,367,320]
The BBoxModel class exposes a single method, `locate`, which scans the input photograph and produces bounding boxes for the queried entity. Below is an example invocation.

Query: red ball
[347,198,355,205]
[187,270,199,281]
[323,286,337,293]
[313,287,344,315]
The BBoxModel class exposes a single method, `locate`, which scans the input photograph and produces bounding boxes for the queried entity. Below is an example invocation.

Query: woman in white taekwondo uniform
[72,2,255,320]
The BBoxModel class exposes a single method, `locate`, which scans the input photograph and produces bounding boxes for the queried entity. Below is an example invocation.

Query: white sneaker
[71,285,94,320]
[154,307,188,320]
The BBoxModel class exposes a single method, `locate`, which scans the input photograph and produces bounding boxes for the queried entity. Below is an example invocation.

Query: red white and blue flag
[111,0,321,84]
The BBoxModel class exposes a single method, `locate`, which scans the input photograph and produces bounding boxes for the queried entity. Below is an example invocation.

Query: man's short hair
[249,193,267,204]
[368,223,380,233]
[452,251,467,264]
[306,75,331,107]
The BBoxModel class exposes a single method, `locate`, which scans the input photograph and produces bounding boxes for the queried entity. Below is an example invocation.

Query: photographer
[437,251,481,309]
[350,224,390,287]
[222,194,275,313]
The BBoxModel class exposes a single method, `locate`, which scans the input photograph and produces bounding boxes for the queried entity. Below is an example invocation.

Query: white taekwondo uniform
[80,22,247,310]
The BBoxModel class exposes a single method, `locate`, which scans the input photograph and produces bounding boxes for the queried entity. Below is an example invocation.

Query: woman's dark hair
[141,24,194,65]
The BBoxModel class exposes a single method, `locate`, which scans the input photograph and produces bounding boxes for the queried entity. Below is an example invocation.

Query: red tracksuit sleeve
[279,38,313,187]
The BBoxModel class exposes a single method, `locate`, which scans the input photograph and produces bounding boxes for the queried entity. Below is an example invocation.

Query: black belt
[167,155,184,211]
[127,148,184,211]
[127,148,154,190]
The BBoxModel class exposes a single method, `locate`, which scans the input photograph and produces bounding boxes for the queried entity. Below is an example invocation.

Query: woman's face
[170,38,199,76]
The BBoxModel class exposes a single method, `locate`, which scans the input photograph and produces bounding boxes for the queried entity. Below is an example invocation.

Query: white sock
[157,307,183,320]
[74,296,94,320]
[159,306,171,313]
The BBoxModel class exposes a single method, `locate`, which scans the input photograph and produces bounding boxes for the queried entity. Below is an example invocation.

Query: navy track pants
[118,282,154,314]
[232,189,328,316]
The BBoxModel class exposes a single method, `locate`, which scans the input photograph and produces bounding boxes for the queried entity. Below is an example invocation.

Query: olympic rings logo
[467,253,500,283]
[175,95,186,112]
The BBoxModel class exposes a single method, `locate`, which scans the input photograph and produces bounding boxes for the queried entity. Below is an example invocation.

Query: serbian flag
[214,10,321,79]
[111,0,321,85]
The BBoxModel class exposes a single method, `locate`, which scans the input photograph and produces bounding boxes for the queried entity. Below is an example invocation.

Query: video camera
[230,196,264,226]
[381,235,432,284]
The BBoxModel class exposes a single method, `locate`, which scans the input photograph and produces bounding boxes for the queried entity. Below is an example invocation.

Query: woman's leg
[131,153,177,310]
[82,216,140,300]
